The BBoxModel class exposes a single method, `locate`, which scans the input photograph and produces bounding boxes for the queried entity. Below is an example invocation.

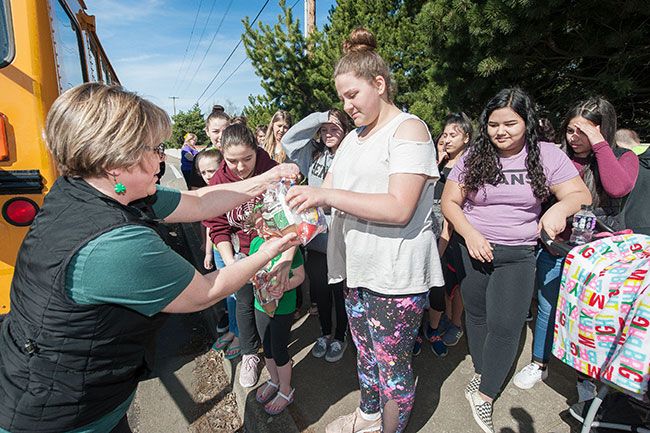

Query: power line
[290,0,301,9]
[196,0,271,105]
[202,57,248,111]
[171,0,203,93]
[183,0,234,94]
[178,0,218,90]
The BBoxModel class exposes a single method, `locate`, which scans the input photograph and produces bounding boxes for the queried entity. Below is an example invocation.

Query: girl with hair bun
[205,105,231,150]
[286,28,443,433]
[441,88,591,432]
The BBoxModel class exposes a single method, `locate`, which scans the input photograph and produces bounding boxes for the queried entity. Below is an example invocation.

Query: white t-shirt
[327,112,444,295]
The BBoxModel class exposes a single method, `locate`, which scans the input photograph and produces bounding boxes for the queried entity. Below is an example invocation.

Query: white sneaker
[513,363,548,389]
[576,379,597,403]
[239,354,261,388]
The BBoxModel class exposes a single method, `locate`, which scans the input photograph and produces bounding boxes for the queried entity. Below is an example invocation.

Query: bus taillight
[2,198,39,226]
[0,113,8,161]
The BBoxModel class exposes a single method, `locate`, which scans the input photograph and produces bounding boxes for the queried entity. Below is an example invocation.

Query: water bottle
[569,204,597,245]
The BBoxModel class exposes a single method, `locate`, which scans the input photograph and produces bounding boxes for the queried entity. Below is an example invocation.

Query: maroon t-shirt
[203,147,277,255]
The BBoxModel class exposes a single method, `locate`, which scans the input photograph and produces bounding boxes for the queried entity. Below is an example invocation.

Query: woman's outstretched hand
[257,232,300,261]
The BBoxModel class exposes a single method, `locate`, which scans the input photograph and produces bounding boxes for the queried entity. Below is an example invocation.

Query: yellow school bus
[0,0,118,314]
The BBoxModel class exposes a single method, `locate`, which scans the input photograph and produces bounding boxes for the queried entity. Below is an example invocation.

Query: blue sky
[90,0,337,116]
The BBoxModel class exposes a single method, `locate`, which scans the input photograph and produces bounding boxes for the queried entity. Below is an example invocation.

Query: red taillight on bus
[0,113,9,161]
[2,198,39,226]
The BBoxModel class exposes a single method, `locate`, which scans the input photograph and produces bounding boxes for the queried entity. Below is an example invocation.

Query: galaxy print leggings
[345,287,427,433]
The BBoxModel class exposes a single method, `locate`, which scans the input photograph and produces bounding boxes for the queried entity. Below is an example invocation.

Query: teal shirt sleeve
[152,185,181,219]
[66,225,195,316]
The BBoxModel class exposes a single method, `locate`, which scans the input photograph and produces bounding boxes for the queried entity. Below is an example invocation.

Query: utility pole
[168,96,179,116]
[304,0,315,37]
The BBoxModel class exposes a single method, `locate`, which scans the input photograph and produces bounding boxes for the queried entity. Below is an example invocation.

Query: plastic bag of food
[251,268,278,317]
[260,179,327,245]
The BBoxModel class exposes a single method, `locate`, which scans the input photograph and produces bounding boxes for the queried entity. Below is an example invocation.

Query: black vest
[0,177,168,432]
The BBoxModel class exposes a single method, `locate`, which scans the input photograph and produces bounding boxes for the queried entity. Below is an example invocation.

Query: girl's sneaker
[442,323,463,346]
[325,339,347,363]
[468,391,494,433]
[425,326,448,357]
[311,336,330,358]
[513,363,548,389]
[464,373,481,400]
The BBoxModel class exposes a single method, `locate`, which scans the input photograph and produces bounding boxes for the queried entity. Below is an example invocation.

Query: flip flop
[211,334,234,352]
[255,380,279,404]
[224,343,241,360]
[264,388,294,415]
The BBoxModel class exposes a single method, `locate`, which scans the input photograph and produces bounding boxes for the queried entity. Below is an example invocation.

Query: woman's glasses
[145,143,166,159]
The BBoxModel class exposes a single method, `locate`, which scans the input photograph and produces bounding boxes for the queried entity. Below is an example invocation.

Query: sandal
[255,380,279,404]
[264,388,294,415]
[211,333,234,352]
[224,343,241,360]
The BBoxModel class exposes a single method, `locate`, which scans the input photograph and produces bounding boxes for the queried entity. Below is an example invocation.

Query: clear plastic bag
[259,179,327,245]
[251,268,278,317]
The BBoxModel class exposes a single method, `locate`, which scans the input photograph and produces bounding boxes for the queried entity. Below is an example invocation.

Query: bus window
[49,0,86,90]
[85,34,100,82]
[0,0,15,68]
[101,60,112,84]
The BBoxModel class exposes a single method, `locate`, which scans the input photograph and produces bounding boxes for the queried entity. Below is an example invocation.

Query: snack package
[251,268,278,317]
[260,179,327,245]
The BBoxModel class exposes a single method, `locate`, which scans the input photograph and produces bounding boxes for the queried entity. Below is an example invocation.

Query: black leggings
[237,283,260,355]
[458,238,535,399]
[255,310,293,367]
[306,250,348,341]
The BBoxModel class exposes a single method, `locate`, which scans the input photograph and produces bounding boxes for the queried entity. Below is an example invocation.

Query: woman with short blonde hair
[0,83,299,433]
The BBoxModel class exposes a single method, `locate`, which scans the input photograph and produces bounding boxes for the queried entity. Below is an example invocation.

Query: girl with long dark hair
[441,88,591,432]
[513,97,639,398]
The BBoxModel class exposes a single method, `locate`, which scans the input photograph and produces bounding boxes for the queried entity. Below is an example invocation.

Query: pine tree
[166,104,209,149]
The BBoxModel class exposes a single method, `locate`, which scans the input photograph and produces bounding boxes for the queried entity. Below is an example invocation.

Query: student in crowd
[194,149,241,360]
[425,112,473,357]
[204,122,296,389]
[286,28,443,433]
[180,133,200,188]
[186,106,231,191]
[282,109,352,362]
[441,88,591,433]
[513,97,639,401]
[250,212,305,415]
[263,110,293,163]
[255,125,267,147]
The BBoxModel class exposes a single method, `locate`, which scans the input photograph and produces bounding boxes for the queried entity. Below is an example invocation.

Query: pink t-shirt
[448,142,578,245]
